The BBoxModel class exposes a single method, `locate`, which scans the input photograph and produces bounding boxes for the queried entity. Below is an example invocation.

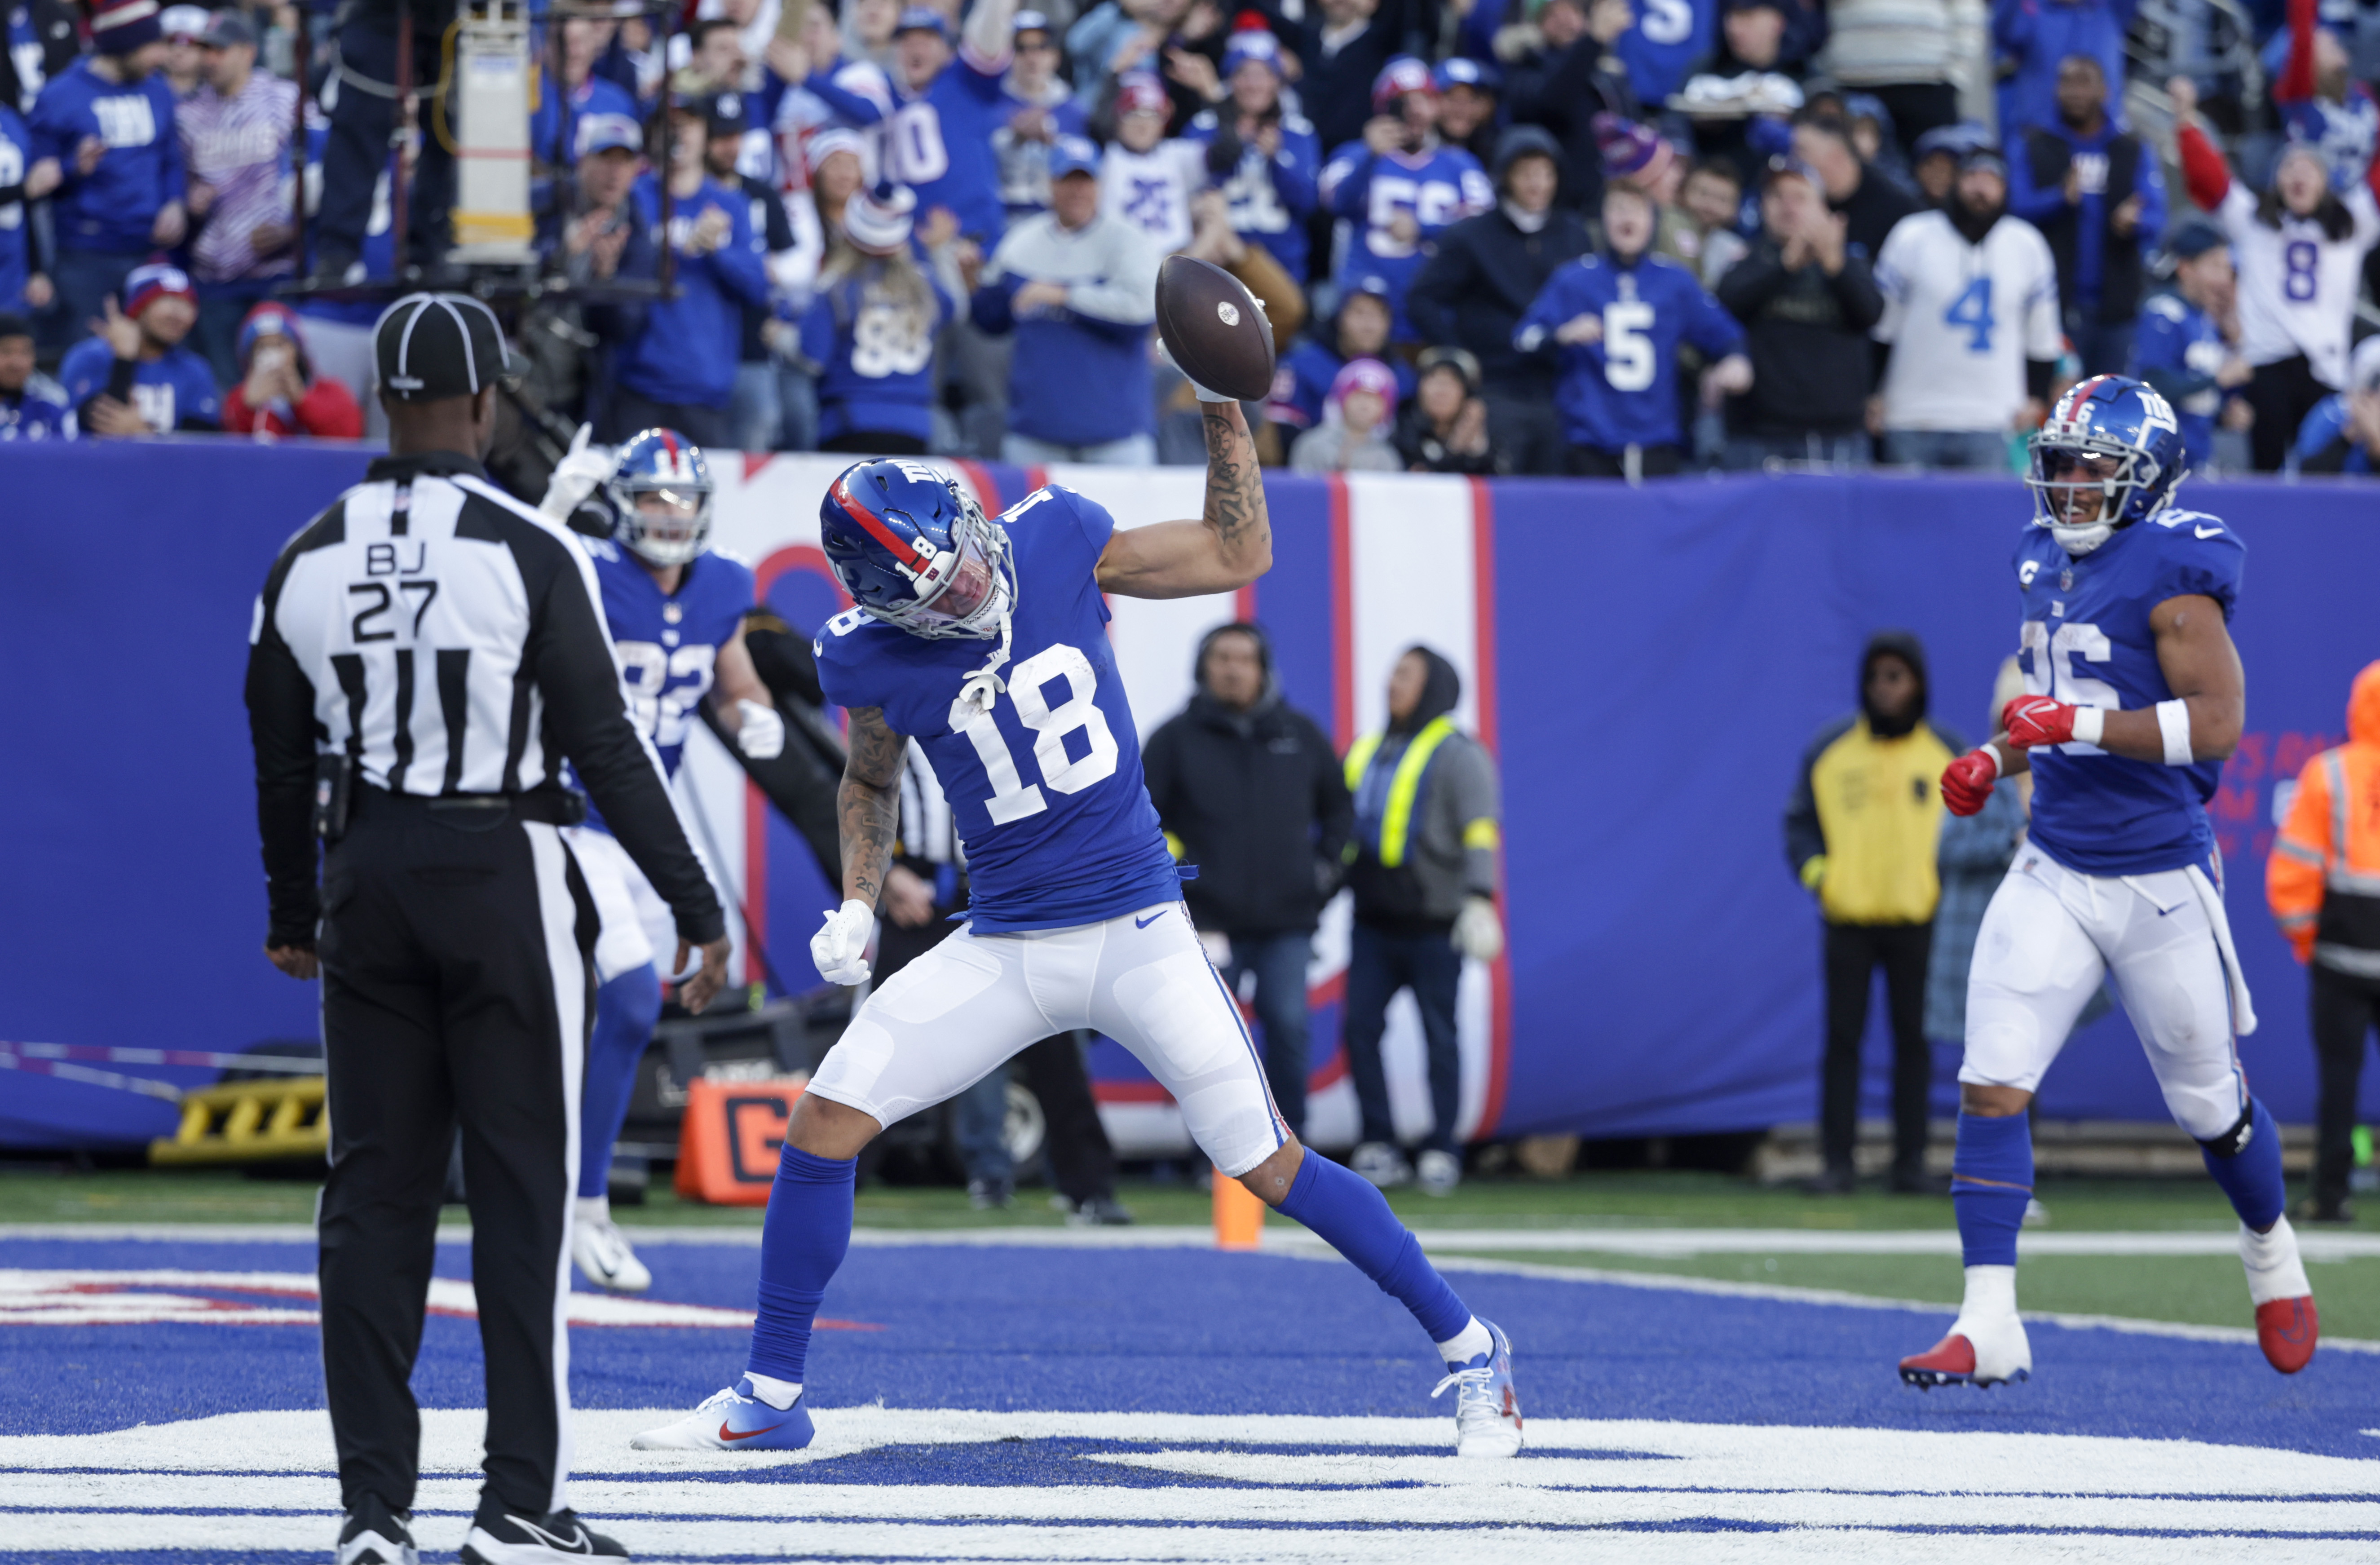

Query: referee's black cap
[373,292,523,402]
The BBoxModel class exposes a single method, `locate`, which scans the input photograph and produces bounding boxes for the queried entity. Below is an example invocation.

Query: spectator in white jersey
[2170,75,2380,470]
[177,9,298,387]
[1870,144,2061,470]
[1099,71,1204,256]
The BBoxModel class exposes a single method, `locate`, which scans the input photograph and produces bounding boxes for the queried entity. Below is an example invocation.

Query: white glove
[734,698,785,760]
[811,898,875,986]
[1451,896,1504,963]
[539,423,614,522]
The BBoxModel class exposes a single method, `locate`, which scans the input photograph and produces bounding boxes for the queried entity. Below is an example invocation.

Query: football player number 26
[2020,620,2117,743]
[953,643,1120,825]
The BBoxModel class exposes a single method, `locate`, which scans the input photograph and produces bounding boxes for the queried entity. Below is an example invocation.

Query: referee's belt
[352,783,589,831]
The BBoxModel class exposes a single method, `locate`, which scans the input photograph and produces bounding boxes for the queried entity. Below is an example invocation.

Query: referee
[245,293,728,1565]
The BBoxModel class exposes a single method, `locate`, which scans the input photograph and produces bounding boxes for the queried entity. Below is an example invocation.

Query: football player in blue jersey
[539,427,787,1294]
[633,390,1526,1460]
[1900,375,2318,1391]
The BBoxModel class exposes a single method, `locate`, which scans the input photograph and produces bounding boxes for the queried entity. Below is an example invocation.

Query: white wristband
[2071,706,2105,747]
[2156,699,2194,765]
[1980,744,2005,778]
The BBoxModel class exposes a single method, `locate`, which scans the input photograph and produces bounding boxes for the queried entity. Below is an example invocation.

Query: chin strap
[957,609,1014,716]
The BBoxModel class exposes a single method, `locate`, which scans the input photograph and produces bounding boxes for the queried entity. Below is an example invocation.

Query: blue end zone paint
[4,1237,2375,1458]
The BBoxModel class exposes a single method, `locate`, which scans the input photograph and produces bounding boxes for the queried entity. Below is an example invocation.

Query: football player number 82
[950,643,1120,825]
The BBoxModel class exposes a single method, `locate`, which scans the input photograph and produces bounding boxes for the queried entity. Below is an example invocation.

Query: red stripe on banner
[1467,476,1512,1140]
[952,460,1002,513]
[1329,474,1354,751]
[742,452,774,481]
[1235,580,1257,623]
[1024,464,1049,497]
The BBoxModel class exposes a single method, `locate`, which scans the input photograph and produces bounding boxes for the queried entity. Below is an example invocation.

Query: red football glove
[1941,749,2001,817]
[2000,694,2079,749]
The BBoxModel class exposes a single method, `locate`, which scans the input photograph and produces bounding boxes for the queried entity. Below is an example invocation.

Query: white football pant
[808,902,1289,1177]
[1962,846,2254,1140]
[564,825,702,986]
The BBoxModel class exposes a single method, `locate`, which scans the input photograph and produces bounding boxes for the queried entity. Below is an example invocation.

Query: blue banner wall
[3,442,2373,1145]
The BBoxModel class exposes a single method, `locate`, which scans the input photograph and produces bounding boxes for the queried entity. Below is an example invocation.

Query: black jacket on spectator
[1717,236,1884,438]
[1408,166,1592,395]
[1504,39,1637,210]
[1395,401,1497,471]
[2022,125,2148,326]
[1143,626,1353,938]
[733,171,796,363]
[0,0,78,118]
[1831,166,1918,266]
[1294,4,1416,155]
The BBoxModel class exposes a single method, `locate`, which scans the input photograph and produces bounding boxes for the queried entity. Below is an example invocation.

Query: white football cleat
[574,1215,651,1294]
[630,1379,817,1451]
[1899,1310,2032,1389]
[1432,1319,1523,1457]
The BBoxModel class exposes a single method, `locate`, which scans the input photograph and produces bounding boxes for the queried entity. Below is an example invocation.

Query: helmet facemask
[2026,433,2162,557]
[614,480,714,568]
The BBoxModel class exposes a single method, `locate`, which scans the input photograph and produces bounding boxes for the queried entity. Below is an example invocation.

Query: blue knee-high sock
[1276,1152,1471,1347]
[1951,1112,2033,1268]
[2202,1097,2286,1231]
[579,965,664,1199]
[746,1147,857,1385]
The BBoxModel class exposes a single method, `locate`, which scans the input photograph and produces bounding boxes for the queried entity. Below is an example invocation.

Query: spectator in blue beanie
[972,135,1162,465]
[29,0,187,349]
[2008,53,2164,376]
[602,95,771,447]
[58,261,218,436]
[2134,219,2251,477]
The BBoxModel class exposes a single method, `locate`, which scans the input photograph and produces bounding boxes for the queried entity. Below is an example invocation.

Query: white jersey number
[950,642,1120,826]
[1603,301,1657,391]
[2021,619,2118,753]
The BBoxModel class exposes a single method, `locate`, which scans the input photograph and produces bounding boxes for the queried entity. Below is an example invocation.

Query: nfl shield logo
[2060,570,2074,590]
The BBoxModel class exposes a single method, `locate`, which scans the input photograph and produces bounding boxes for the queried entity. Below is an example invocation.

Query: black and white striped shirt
[244,451,724,949]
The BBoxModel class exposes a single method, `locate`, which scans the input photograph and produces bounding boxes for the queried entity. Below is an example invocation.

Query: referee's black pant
[316,787,596,1518]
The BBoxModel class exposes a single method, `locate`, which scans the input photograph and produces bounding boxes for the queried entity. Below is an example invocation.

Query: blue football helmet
[2025,374,2188,556]
[819,459,1014,641]
[608,429,715,568]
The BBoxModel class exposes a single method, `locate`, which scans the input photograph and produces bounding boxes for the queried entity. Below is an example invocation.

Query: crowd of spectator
[5,0,2380,479]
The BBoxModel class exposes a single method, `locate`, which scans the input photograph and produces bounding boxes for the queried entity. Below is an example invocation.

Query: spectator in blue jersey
[1183,31,1321,282]
[802,185,952,454]
[29,0,187,350]
[1260,274,1415,459]
[973,135,1164,463]
[1515,180,1750,476]
[2008,54,2164,377]
[992,11,1086,223]
[2292,336,2380,473]
[0,312,74,438]
[0,96,50,314]
[1992,0,2131,141]
[59,262,219,436]
[1320,58,1493,341]
[1433,57,1503,166]
[1407,127,1592,475]
[2135,221,2252,476]
[0,0,79,121]
[601,96,772,447]
[532,19,642,173]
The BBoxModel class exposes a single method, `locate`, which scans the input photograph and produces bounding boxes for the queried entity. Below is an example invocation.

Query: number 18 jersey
[2012,507,2246,876]
[813,485,1182,933]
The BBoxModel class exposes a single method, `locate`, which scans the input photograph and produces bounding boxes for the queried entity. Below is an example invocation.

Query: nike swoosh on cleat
[719,1422,772,1441]
[1134,911,1166,928]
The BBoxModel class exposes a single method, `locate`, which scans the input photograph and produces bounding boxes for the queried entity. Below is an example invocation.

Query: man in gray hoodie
[1342,646,1504,1196]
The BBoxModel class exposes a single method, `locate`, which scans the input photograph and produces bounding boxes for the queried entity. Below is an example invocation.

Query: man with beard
[1872,144,2062,469]
[1784,632,1965,1195]
[2009,55,2166,377]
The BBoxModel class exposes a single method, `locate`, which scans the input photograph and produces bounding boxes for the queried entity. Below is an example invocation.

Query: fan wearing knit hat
[55,262,220,436]
[25,0,187,341]
[1289,355,1403,473]
[801,183,955,455]
[223,301,366,439]
[1316,56,1493,342]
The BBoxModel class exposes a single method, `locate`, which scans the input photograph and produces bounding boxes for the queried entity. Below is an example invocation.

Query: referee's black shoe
[335,1495,417,1565]
[460,1502,630,1562]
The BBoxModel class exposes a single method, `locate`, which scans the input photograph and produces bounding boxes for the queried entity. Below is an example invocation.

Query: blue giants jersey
[1319,142,1492,340]
[2012,508,2247,877]
[1515,251,1745,450]
[575,539,756,832]
[813,485,1180,933]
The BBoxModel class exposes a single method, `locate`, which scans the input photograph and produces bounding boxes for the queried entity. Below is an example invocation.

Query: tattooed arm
[839,706,910,907]
[1093,400,1274,599]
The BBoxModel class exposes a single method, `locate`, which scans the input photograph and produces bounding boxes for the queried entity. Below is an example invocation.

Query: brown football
[1155,254,1276,402]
